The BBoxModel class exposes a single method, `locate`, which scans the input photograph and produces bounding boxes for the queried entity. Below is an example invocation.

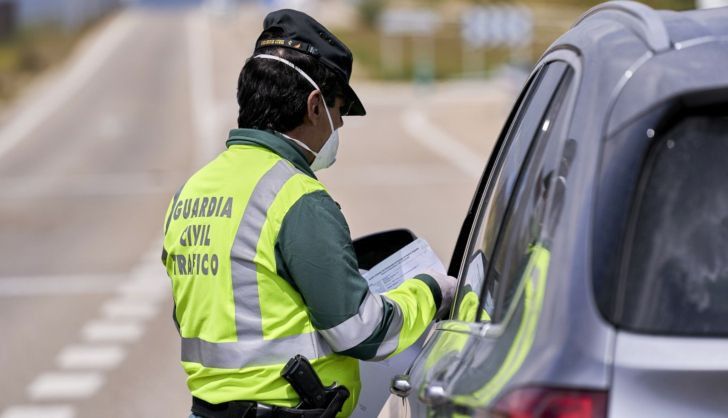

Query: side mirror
[352,229,417,270]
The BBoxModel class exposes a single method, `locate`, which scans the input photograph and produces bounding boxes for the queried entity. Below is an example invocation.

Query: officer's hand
[423,270,458,320]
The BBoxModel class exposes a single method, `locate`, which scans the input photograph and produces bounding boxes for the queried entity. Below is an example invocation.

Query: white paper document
[352,238,445,417]
[362,238,446,293]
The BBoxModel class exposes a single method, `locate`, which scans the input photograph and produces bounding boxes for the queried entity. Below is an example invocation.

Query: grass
[0,23,94,103]
[337,26,513,81]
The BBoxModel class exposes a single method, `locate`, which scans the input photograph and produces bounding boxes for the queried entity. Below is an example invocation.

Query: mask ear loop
[252,54,336,131]
[253,54,320,89]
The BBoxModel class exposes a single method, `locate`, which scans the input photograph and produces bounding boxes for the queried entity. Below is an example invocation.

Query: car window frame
[446,69,543,279]
[450,55,579,324]
[449,66,547,321]
[485,67,575,324]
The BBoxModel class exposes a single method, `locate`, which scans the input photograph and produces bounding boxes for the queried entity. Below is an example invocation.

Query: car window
[485,69,573,323]
[615,114,728,336]
[453,61,572,322]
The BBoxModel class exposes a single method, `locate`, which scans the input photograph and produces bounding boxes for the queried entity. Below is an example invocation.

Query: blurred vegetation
[341,0,697,81]
[338,27,512,80]
[0,24,92,103]
[357,0,387,28]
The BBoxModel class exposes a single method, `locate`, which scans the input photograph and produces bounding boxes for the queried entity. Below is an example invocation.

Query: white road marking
[401,108,484,177]
[116,279,168,301]
[0,3,187,410]
[27,372,104,400]
[81,320,144,343]
[115,261,169,301]
[102,297,160,320]
[0,405,75,418]
[0,172,178,199]
[128,262,168,283]
[56,345,126,370]
[0,172,181,199]
[0,275,122,297]
[187,12,219,167]
[0,14,135,163]
[4,244,167,411]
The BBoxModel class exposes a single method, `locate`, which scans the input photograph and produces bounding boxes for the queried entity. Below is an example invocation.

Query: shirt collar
[225,128,316,179]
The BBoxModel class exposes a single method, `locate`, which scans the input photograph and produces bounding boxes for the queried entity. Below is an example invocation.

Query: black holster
[281,355,350,418]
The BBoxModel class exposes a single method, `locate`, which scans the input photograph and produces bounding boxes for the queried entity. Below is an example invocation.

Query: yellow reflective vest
[162,129,441,416]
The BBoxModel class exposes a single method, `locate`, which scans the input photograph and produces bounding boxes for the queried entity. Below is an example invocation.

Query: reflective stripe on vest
[373,295,403,359]
[176,158,331,369]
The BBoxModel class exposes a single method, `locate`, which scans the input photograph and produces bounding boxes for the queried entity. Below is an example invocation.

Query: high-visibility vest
[163,144,360,415]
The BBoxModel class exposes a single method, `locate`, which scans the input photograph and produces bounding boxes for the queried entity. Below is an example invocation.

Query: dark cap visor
[343,83,366,116]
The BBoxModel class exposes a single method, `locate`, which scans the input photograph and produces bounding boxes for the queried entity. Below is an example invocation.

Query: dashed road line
[1,243,169,417]
[101,297,160,320]
[0,172,181,200]
[116,276,168,299]
[0,405,75,418]
[81,320,145,343]
[0,275,122,297]
[56,345,126,370]
[27,372,105,400]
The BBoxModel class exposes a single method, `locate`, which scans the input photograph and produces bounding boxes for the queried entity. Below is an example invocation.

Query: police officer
[162,9,458,418]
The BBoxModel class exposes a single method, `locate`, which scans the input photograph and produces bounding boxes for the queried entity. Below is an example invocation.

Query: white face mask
[253,54,339,171]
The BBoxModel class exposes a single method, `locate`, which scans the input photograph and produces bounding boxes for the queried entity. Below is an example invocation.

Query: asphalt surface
[0,4,513,417]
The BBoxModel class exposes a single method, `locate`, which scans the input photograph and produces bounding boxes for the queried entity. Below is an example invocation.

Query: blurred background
[0,0,719,417]
[0,0,711,102]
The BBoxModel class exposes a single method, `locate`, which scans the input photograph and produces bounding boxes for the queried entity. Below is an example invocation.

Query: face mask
[253,54,339,171]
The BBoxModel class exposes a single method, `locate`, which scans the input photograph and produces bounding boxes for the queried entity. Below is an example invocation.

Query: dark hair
[236,47,344,132]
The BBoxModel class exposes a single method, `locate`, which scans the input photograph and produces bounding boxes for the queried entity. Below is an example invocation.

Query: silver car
[385,2,728,417]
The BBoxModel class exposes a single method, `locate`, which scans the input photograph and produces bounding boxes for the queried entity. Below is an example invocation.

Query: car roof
[545,1,728,138]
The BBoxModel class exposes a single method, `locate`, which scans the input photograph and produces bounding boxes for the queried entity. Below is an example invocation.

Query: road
[0,3,513,417]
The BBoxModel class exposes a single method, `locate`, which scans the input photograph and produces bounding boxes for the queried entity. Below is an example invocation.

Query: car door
[393,59,576,417]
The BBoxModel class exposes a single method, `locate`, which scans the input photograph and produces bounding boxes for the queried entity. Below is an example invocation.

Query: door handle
[390,374,412,398]
[420,383,449,406]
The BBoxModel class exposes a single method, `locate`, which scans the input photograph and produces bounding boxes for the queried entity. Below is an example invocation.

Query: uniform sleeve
[276,190,441,360]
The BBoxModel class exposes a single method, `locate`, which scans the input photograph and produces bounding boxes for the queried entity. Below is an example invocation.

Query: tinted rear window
[616,115,728,335]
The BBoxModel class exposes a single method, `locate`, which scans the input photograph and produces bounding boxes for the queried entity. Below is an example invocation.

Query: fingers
[421,270,458,320]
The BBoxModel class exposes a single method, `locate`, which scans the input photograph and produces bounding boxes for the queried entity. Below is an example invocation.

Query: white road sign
[461,5,533,48]
[379,9,441,36]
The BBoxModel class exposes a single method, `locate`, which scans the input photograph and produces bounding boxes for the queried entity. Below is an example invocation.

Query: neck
[282,127,316,163]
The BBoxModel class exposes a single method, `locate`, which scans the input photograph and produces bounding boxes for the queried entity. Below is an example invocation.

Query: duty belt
[191,396,328,418]
[191,355,349,418]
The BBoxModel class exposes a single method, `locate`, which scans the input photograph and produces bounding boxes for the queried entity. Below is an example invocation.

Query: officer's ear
[306,90,325,126]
